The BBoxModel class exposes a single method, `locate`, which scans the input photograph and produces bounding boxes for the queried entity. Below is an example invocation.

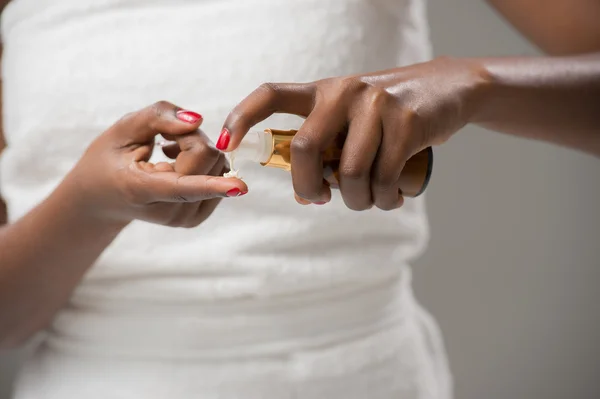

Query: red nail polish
[314,201,327,205]
[176,110,203,124]
[226,188,247,197]
[216,128,231,151]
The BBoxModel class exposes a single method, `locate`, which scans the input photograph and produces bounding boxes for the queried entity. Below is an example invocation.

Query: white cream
[223,169,240,179]
[223,152,242,179]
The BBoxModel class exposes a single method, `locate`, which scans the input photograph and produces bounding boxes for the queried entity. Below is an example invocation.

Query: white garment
[0,0,451,397]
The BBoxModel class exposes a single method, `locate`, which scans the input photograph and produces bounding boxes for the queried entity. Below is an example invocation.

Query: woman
[0,1,598,399]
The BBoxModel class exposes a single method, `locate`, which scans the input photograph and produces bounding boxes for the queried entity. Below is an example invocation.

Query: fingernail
[216,128,231,151]
[176,110,203,124]
[314,201,327,205]
[226,188,247,197]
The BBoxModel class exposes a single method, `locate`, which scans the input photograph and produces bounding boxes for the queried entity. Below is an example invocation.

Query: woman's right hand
[64,101,248,228]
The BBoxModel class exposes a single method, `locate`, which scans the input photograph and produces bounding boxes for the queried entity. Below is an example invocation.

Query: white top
[1,0,451,398]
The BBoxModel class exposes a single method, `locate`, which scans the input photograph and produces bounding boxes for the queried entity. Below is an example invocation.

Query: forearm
[470,53,600,155]
[0,180,126,348]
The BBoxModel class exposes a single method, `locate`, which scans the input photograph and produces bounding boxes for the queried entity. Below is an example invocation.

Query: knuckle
[403,106,421,126]
[147,100,172,126]
[402,106,430,146]
[152,100,172,113]
[290,134,319,156]
[258,82,280,102]
[194,141,221,162]
[338,76,365,92]
[328,77,363,102]
[366,87,391,108]
[339,164,369,182]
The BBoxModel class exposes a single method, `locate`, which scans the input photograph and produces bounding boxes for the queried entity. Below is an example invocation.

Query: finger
[204,156,229,180]
[193,198,222,226]
[142,202,183,226]
[338,109,382,211]
[209,150,227,177]
[188,160,238,224]
[130,164,248,203]
[221,82,315,151]
[112,101,203,146]
[290,102,345,203]
[371,114,409,211]
[294,193,312,205]
[164,203,200,228]
[166,160,231,227]
[161,143,180,159]
[154,162,175,172]
[164,130,221,176]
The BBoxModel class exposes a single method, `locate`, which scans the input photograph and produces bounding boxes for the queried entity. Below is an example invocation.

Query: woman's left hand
[219,57,488,210]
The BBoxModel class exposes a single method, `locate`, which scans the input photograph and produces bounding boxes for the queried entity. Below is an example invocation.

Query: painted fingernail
[314,202,327,205]
[226,188,247,197]
[216,128,231,151]
[176,110,203,124]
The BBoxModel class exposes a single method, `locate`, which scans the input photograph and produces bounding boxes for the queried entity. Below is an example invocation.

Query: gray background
[1,1,599,398]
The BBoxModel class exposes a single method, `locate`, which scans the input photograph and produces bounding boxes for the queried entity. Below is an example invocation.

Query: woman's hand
[0,101,250,347]
[67,101,248,227]
[219,57,486,211]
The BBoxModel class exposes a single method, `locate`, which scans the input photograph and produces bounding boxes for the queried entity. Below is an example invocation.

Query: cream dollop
[223,152,242,179]
[223,169,240,179]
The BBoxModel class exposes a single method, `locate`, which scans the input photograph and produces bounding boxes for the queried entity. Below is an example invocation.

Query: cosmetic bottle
[232,129,432,197]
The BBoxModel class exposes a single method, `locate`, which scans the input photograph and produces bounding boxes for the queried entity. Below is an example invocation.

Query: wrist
[52,177,130,232]
[459,57,497,125]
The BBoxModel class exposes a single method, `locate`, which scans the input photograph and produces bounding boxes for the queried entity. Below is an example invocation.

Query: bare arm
[0,3,106,349]
[473,1,600,153]
[487,0,600,55]
[473,52,600,155]
[0,99,245,348]
[0,0,246,348]
[0,187,126,347]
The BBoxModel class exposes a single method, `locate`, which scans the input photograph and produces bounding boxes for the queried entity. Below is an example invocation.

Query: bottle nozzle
[231,130,273,164]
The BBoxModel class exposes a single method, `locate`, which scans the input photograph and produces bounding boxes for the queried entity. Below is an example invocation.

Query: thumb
[111,101,204,146]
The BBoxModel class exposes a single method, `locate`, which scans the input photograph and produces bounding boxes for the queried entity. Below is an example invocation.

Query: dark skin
[0,0,599,347]
[222,54,600,210]
[221,0,600,210]
[0,102,248,348]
